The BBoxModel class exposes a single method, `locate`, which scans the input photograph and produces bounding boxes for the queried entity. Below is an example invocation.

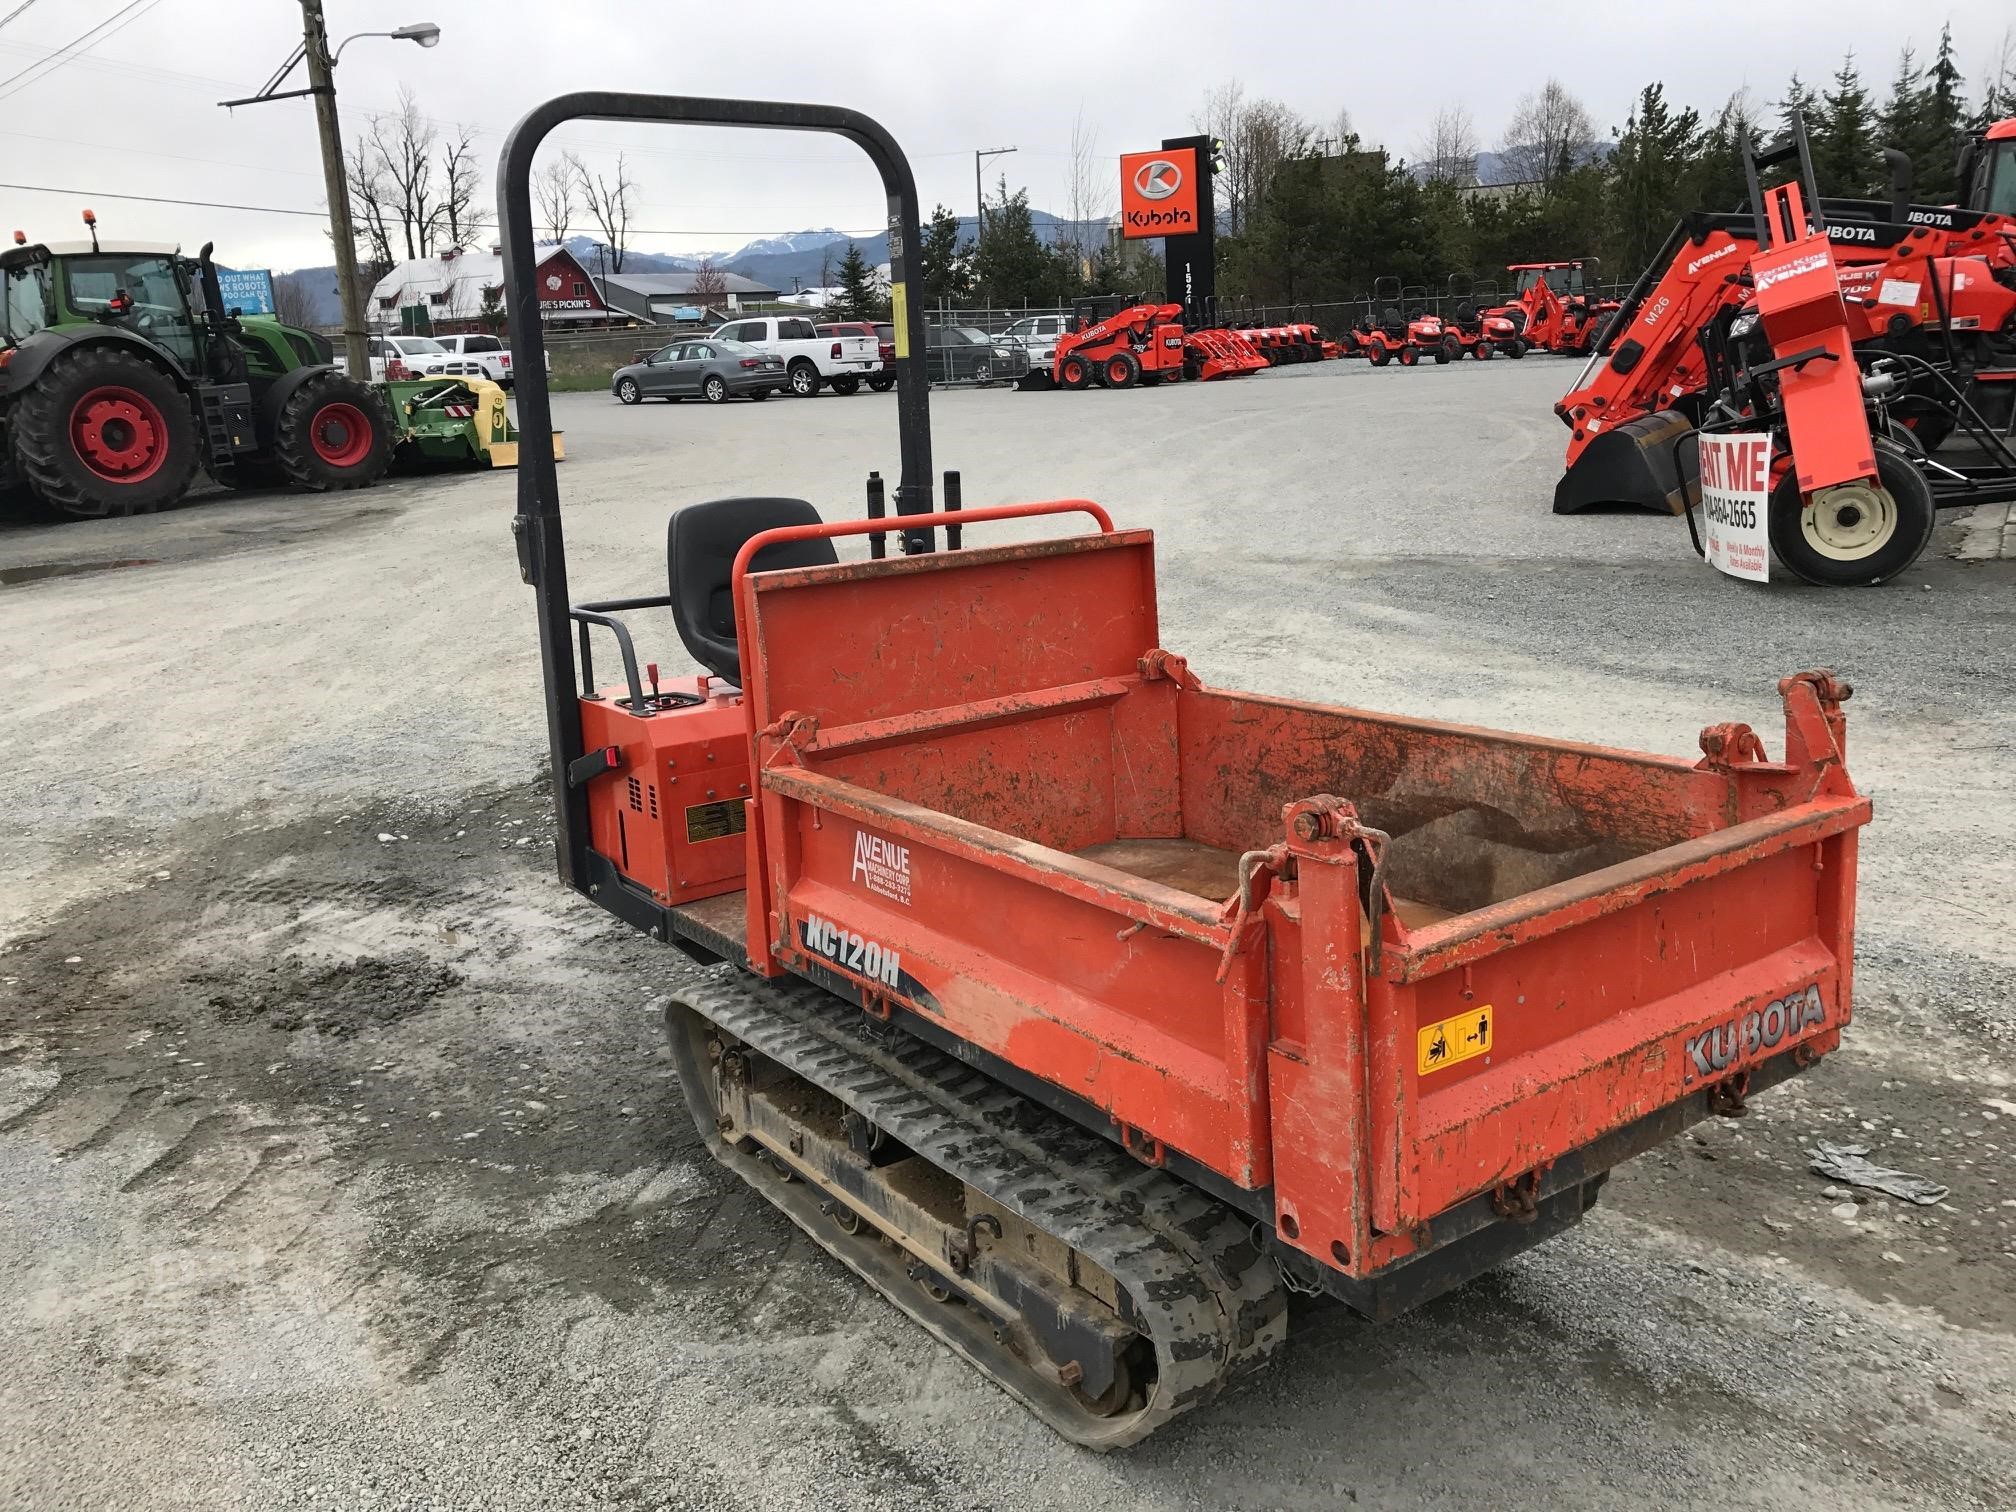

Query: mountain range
[275,213,1104,325]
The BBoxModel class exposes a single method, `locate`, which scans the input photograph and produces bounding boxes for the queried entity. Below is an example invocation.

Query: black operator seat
[666,497,838,685]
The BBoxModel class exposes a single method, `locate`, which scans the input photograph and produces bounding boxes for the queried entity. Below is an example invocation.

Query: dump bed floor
[1076,839,1242,901]
[1073,837,1457,931]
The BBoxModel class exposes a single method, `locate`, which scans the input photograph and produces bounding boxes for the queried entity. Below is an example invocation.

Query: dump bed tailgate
[1374,798,1863,1229]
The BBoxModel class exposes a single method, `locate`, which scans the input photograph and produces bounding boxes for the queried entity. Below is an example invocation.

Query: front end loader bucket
[1186,329,1269,381]
[1553,409,1698,515]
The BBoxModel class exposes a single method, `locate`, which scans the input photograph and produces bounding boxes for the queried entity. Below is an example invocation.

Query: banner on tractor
[1698,431,1773,582]
[1119,148,1199,239]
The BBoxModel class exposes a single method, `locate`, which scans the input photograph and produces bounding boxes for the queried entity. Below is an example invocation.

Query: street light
[219,5,443,381]
[974,145,1017,235]
[335,21,440,61]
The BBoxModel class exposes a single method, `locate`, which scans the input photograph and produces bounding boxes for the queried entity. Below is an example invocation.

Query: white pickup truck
[710,313,878,397]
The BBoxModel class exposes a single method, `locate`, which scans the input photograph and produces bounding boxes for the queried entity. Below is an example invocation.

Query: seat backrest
[666,497,838,683]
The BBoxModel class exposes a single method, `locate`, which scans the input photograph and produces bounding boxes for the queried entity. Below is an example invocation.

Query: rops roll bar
[495,93,937,891]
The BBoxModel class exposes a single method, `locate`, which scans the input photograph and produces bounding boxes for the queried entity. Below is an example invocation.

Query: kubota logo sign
[1133,158,1182,199]
[1119,147,1200,240]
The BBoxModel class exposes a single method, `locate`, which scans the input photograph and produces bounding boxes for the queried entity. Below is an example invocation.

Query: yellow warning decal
[1418,1005,1493,1075]
[890,282,910,358]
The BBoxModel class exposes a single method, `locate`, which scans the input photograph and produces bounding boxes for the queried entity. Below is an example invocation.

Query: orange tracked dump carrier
[500,91,1874,1450]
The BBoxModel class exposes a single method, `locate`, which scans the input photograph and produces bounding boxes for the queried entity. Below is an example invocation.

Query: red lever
[646,662,659,697]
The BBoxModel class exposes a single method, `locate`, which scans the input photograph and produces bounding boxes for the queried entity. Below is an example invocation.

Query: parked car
[816,320,896,392]
[924,324,1020,384]
[610,338,786,404]
[431,332,514,389]
[334,334,456,382]
[710,313,877,396]
[1000,313,1070,370]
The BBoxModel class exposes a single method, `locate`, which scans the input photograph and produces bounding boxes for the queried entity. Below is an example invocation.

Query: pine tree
[969,181,1062,305]
[832,242,885,321]
[918,203,971,303]
[1689,90,1765,215]
[1917,24,1969,199]
[1777,72,1820,140]
[1606,83,1702,277]
[1814,52,1878,196]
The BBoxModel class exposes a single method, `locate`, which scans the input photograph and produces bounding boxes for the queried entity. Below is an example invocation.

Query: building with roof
[365,245,627,334]
[594,269,781,323]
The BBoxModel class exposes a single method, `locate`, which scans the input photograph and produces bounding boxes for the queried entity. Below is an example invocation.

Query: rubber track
[668,969,1287,1447]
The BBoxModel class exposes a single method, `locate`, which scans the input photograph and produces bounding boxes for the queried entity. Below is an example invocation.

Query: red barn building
[365,245,628,335]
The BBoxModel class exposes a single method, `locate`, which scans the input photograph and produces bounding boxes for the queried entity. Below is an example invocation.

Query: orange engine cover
[579,675,752,905]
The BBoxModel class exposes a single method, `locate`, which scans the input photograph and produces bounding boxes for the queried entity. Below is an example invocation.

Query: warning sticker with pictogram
[1417,1005,1493,1075]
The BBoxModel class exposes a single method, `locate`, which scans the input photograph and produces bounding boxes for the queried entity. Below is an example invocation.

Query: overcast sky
[2,0,2012,272]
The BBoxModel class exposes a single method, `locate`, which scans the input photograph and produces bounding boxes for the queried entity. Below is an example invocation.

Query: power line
[0,0,163,102]
[0,181,893,241]
[0,0,48,34]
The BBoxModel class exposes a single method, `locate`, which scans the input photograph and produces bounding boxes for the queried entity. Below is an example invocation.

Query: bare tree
[690,260,727,308]
[1414,104,1479,184]
[1983,26,2016,118]
[439,124,485,251]
[534,156,577,245]
[342,88,448,262]
[272,271,320,329]
[1499,79,1597,189]
[1063,106,1114,270]
[577,150,635,273]
[1320,105,1354,155]
[1191,81,1312,234]
[343,134,397,270]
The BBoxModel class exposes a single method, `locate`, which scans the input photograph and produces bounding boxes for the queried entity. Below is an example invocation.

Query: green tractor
[1,227,396,519]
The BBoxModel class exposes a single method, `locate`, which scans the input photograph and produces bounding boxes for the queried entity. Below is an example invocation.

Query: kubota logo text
[1684,985,1827,1082]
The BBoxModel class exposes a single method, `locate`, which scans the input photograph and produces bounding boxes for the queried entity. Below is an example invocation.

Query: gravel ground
[2,359,2013,1510]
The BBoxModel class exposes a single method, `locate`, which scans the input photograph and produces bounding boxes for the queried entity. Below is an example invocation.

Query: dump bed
[728,519,1868,1301]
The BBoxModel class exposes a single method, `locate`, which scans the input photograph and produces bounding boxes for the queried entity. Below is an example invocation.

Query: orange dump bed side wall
[734,530,1870,1281]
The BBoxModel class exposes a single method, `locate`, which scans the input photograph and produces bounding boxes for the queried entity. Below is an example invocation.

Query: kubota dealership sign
[1119,148,1199,239]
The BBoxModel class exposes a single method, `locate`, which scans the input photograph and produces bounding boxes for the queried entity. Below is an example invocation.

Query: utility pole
[220,9,439,380]
[299,1,368,380]
[974,145,1017,238]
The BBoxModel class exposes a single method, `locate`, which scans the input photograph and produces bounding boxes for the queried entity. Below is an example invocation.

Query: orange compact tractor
[501,91,1875,1448]
[1490,260,1619,354]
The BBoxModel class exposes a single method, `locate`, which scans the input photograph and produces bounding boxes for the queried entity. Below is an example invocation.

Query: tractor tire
[1768,439,1936,587]
[1102,351,1141,389]
[1367,344,1390,368]
[1473,341,1493,360]
[1506,339,1528,359]
[9,345,201,518]
[1399,346,1419,367]
[273,371,396,493]
[830,375,861,396]
[1058,354,1093,390]
[787,361,822,398]
[1439,337,1460,364]
[702,375,729,403]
